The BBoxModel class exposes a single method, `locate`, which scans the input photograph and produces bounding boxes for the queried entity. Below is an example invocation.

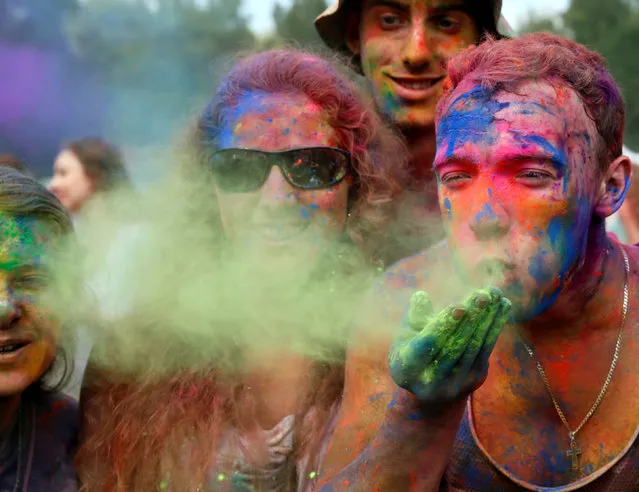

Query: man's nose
[401,22,434,72]
[469,198,511,241]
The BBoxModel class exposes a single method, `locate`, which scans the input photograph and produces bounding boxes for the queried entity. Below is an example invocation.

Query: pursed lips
[471,257,517,287]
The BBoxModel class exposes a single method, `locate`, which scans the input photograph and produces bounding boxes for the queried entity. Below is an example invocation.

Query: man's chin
[393,114,436,135]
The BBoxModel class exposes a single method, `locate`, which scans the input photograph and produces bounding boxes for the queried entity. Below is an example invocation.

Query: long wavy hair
[76,49,408,492]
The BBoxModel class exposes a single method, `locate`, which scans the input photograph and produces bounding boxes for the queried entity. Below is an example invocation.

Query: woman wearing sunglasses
[76,50,407,491]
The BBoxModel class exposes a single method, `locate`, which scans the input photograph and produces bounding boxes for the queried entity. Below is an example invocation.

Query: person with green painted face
[0,167,78,491]
[316,0,509,263]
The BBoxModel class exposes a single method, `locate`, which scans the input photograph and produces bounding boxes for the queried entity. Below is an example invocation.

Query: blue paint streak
[444,197,453,220]
[514,101,557,116]
[217,90,273,148]
[300,208,311,220]
[475,203,496,223]
[510,132,567,171]
[437,85,509,158]
[547,216,566,250]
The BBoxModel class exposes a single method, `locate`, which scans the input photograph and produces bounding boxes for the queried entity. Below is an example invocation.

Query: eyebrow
[366,0,470,14]
[497,153,564,167]
[434,151,564,169]
[433,154,480,168]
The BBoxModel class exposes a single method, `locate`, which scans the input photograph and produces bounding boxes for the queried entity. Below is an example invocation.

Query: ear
[345,12,361,56]
[595,155,632,218]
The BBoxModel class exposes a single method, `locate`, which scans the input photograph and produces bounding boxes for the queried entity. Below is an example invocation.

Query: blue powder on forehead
[509,132,568,171]
[216,90,276,148]
[437,85,509,159]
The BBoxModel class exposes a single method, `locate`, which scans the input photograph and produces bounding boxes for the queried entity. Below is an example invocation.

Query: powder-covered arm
[315,286,511,491]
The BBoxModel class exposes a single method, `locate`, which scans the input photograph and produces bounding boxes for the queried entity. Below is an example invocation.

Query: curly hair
[436,32,625,173]
[76,50,408,492]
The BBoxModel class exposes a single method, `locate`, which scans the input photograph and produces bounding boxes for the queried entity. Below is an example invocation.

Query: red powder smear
[38,399,65,428]
[410,471,418,491]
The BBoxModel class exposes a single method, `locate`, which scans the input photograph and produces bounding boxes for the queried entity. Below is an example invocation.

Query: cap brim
[315,0,351,56]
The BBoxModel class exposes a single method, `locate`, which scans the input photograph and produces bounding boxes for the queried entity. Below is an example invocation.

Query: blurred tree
[0,0,103,177]
[270,0,327,47]
[0,0,78,46]
[66,0,255,144]
[518,0,639,149]
[517,12,567,36]
[563,0,639,149]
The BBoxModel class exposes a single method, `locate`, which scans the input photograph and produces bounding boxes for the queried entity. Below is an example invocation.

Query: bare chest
[471,325,639,487]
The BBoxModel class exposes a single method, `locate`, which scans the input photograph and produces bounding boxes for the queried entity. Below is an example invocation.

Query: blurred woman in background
[48,138,131,216]
[76,49,408,491]
[48,138,136,399]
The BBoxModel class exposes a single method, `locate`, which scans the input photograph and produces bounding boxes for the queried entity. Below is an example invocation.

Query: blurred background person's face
[49,149,95,214]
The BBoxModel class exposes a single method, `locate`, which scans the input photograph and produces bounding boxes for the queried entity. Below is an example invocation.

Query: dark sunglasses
[208,147,352,192]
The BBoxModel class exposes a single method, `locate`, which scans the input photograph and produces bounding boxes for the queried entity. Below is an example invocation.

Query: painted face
[434,81,601,322]
[213,91,351,274]
[0,215,59,397]
[49,149,94,214]
[356,0,478,130]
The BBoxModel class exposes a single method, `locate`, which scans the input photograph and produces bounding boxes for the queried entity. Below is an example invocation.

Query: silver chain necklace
[521,245,630,475]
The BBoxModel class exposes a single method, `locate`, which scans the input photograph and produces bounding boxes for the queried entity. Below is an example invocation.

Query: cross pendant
[566,435,582,472]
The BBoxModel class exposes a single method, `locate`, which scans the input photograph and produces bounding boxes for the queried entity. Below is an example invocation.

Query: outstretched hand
[388,287,511,404]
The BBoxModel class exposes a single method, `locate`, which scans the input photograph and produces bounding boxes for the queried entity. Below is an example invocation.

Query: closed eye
[12,273,50,291]
[516,169,556,186]
[440,171,473,188]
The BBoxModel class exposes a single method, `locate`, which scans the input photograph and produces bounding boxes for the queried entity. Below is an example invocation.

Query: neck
[518,222,625,344]
[0,394,20,437]
[402,127,437,184]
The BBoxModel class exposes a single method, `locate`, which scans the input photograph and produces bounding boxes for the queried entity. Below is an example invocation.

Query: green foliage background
[519,0,639,149]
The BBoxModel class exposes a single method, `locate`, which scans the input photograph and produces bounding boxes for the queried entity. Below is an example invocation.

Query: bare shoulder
[347,240,453,378]
[321,242,454,473]
[360,240,453,331]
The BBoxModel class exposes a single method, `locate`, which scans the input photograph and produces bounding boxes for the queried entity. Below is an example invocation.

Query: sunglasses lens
[210,151,268,192]
[283,149,349,189]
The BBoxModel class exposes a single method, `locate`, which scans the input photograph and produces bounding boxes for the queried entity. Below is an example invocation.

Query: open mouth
[391,76,445,91]
[0,341,30,355]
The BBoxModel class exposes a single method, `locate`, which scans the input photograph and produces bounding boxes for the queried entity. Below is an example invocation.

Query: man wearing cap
[316,0,508,263]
